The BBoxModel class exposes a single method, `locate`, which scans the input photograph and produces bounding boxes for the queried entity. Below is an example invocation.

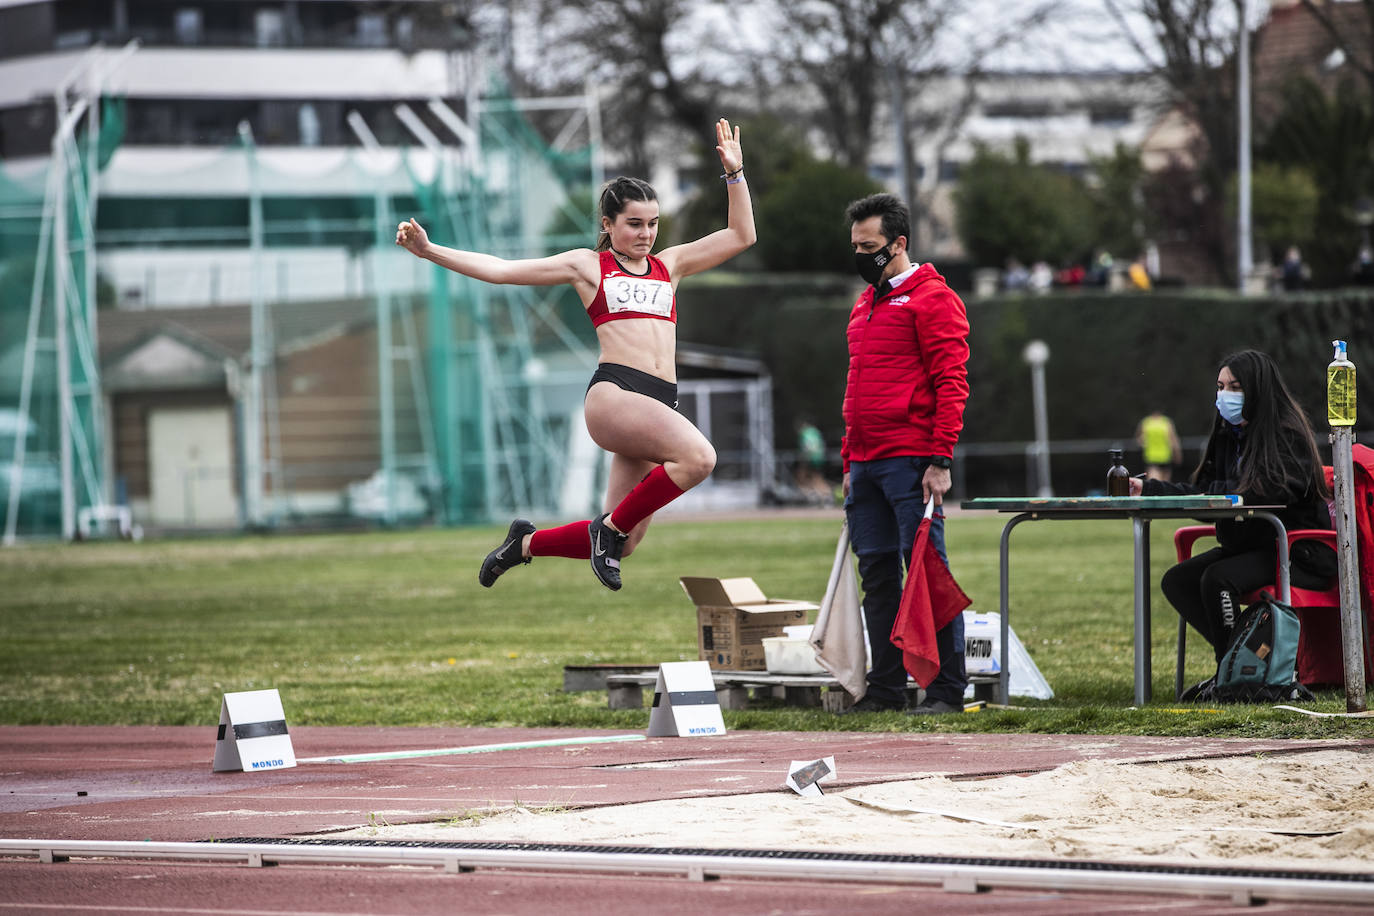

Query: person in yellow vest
[1136,409,1182,481]
[1128,257,1152,291]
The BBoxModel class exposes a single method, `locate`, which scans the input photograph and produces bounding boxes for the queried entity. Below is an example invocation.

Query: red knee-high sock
[528,520,591,559]
[610,465,687,533]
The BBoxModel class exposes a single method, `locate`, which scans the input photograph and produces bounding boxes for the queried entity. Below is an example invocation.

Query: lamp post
[1237,0,1253,294]
[1023,340,1052,497]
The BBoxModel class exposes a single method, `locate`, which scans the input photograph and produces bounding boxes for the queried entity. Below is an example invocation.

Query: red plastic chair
[1171,525,1340,698]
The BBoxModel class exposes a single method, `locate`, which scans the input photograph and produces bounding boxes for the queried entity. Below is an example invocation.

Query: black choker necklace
[610,247,650,274]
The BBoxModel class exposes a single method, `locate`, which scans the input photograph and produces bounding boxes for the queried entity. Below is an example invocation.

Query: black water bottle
[1107,448,1131,497]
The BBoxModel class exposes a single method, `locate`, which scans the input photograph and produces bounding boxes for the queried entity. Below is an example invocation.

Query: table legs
[992,508,1289,709]
[1132,517,1152,706]
[997,514,1033,706]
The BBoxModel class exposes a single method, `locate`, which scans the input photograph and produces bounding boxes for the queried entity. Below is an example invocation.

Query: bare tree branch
[516,0,731,173]
[1298,0,1374,97]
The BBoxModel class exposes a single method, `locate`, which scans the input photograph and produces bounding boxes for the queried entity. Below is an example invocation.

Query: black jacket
[1142,425,1335,577]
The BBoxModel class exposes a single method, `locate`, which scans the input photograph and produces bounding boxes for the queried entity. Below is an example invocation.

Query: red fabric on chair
[1301,444,1374,685]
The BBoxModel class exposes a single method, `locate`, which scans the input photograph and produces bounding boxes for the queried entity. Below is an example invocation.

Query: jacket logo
[891,295,910,304]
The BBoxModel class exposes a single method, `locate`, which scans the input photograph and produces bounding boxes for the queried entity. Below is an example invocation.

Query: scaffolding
[1,55,604,539]
[2,46,135,543]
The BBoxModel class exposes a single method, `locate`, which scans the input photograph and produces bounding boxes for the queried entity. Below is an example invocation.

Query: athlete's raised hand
[395,218,429,256]
[715,118,743,175]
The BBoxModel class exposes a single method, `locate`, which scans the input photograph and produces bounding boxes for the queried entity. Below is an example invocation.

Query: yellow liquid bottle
[1327,339,1356,427]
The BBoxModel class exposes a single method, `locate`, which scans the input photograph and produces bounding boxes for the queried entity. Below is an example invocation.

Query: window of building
[173,8,202,45]
[395,14,414,52]
[298,102,321,147]
[1089,105,1133,127]
[983,101,1053,119]
[356,12,387,47]
[255,8,285,47]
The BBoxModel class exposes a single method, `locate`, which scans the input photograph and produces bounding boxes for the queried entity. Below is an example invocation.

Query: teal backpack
[1203,593,1313,703]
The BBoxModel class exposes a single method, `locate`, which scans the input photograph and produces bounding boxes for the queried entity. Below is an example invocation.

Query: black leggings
[1161,545,1333,661]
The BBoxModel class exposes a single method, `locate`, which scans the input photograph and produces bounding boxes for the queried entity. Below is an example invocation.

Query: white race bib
[605,276,673,317]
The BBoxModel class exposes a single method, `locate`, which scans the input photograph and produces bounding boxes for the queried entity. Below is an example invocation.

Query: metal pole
[1236,0,1253,293]
[347,112,397,526]
[238,122,265,528]
[54,105,75,540]
[1023,340,1051,497]
[1330,427,1367,711]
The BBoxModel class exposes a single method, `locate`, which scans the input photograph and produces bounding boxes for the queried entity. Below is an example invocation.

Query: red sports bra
[585,250,677,327]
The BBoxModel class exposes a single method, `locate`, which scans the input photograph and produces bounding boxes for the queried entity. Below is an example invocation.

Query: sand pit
[339,748,1374,873]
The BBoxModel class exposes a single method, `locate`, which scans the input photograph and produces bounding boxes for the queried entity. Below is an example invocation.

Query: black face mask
[854,241,894,287]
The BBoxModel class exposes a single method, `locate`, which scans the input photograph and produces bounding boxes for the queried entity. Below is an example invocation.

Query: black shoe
[1179,676,1216,703]
[478,518,535,587]
[588,514,628,591]
[835,694,905,715]
[905,699,962,716]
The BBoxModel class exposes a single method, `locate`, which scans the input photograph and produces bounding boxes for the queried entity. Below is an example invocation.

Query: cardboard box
[680,577,818,671]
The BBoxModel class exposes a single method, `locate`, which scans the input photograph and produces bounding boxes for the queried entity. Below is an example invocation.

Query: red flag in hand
[891,500,972,688]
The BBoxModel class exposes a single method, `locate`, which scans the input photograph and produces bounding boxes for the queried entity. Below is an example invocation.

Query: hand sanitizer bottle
[1328,339,1356,427]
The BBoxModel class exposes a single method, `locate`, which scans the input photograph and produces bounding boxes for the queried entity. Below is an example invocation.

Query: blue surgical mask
[1216,390,1244,425]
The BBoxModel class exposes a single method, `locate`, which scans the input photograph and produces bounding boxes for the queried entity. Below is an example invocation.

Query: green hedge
[680,275,1374,495]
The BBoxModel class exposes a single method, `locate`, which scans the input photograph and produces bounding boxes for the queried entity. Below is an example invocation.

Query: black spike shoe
[587,514,628,591]
[478,518,535,587]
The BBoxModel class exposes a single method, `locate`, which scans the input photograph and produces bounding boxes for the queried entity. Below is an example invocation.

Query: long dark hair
[1193,349,1330,499]
[595,177,657,252]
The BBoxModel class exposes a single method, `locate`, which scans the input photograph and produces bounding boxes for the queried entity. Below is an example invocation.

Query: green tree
[1087,143,1149,260]
[753,160,882,272]
[672,114,879,272]
[669,113,811,249]
[1104,0,1247,282]
[1260,76,1374,284]
[954,137,1096,268]
[1225,162,1319,259]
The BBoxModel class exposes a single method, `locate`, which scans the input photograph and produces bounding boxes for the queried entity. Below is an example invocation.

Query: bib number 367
[608,277,673,317]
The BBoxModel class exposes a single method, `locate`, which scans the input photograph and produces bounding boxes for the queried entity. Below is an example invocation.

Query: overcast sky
[684,0,1268,76]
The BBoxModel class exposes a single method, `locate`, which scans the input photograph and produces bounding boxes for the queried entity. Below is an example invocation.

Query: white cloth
[809,522,868,700]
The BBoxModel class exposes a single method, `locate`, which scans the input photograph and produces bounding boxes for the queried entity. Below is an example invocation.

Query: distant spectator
[793,420,830,502]
[1028,260,1053,294]
[1135,409,1181,481]
[1002,257,1029,291]
[1278,246,1308,292]
[1055,262,1085,287]
[1090,249,1114,287]
[1351,245,1374,286]
[1127,256,1152,291]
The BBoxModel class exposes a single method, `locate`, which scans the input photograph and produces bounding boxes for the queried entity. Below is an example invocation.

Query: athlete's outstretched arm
[659,118,756,279]
[396,218,595,288]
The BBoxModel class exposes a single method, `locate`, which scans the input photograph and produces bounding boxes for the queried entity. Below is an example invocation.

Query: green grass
[0,515,1366,739]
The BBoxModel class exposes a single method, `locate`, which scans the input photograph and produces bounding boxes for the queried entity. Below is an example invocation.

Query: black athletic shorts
[586,362,678,410]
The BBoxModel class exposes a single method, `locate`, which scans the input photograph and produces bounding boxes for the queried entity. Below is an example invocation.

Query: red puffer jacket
[841,263,970,472]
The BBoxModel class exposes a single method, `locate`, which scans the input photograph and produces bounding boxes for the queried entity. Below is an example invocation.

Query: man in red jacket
[838,193,971,715]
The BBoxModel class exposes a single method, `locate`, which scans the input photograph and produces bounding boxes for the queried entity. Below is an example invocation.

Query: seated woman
[1129,350,1337,667]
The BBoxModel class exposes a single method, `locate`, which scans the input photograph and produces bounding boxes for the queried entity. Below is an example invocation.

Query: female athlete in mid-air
[396,118,755,590]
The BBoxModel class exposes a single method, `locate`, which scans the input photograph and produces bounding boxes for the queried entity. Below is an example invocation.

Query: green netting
[1,95,120,540]
[406,79,600,523]
[3,79,601,538]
